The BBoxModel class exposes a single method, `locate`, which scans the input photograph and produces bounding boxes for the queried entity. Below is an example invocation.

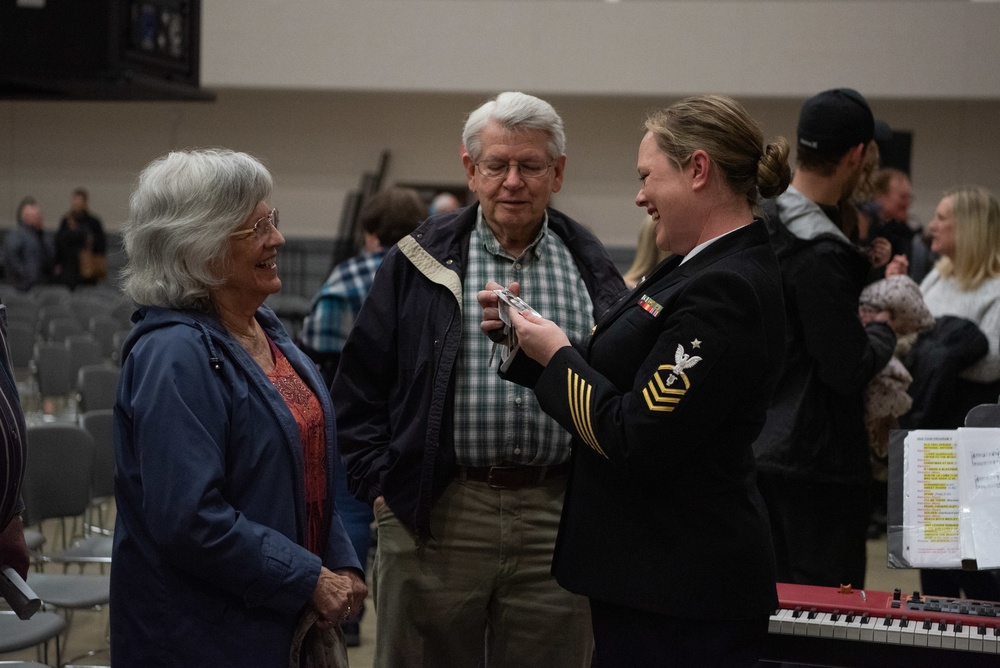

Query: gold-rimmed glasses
[230,208,279,241]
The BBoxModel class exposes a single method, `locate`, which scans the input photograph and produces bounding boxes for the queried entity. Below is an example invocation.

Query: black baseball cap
[797,88,875,155]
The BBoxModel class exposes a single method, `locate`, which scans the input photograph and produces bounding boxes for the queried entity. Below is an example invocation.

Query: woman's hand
[478,280,519,343]
[507,308,571,367]
[311,566,367,630]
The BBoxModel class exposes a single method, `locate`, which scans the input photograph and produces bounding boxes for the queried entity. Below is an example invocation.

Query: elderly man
[332,91,624,666]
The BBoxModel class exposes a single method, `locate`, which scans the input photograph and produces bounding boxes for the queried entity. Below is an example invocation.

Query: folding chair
[86,315,120,360]
[75,367,119,414]
[46,318,83,344]
[78,409,115,535]
[29,343,72,417]
[0,610,65,666]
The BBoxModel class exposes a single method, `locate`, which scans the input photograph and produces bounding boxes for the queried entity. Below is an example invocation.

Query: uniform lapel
[592,254,684,338]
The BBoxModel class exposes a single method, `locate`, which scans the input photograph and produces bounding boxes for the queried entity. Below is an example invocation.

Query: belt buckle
[487,465,520,490]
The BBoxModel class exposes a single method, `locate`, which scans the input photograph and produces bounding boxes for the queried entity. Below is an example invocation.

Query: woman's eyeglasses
[230,208,279,241]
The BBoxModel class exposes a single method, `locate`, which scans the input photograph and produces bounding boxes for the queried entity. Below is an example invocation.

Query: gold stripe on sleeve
[567,369,607,458]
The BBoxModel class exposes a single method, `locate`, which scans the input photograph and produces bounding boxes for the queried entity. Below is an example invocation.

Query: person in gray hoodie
[753,88,897,590]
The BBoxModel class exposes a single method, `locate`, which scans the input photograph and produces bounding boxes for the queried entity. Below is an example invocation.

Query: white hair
[122,148,272,310]
[462,91,566,162]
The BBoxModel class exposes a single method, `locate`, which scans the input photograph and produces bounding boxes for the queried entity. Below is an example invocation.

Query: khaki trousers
[371,478,592,668]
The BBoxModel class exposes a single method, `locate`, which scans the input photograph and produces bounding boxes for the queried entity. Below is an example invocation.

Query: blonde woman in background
[622,215,671,288]
[899,185,1000,601]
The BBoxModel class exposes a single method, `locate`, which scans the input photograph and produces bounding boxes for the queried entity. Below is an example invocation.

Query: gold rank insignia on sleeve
[566,369,607,458]
[642,343,702,412]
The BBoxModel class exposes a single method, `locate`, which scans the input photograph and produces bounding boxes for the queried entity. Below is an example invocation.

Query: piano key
[775,608,798,635]
[930,622,955,649]
[873,616,890,644]
[831,612,850,639]
[884,617,902,645]
[817,612,836,639]
[970,624,986,652]
[791,608,809,637]
[898,618,917,645]
[927,620,945,648]
[986,627,1000,654]
[911,618,930,646]
[767,609,783,635]
[804,609,823,637]
[956,624,972,651]
[844,614,865,642]
[858,615,875,643]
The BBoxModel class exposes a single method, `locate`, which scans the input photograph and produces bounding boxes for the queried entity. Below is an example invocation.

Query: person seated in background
[622,215,671,288]
[299,187,427,387]
[3,196,54,291]
[297,186,425,647]
[55,187,108,288]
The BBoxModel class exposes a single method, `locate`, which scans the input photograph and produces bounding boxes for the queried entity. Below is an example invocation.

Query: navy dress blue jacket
[515,221,785,620]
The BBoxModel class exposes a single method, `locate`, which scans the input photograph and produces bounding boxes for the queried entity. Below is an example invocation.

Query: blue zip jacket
[111,304,361,667]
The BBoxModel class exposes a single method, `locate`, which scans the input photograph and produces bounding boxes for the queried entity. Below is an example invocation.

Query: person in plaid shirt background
[298,186,425,646]
[300,187,426,387]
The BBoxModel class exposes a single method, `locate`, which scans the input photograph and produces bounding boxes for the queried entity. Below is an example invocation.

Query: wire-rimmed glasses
[475,160,555,180]
[230,208,279,241]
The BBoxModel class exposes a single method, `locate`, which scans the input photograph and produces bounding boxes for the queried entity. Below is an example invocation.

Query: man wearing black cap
[753,88,897,589]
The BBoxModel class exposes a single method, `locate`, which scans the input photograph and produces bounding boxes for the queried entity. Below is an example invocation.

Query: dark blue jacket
[111,304,361,667]
[331,205,625,539]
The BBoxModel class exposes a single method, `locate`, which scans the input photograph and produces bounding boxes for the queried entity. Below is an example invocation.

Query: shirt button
[514,448,521,455]
[446,259,453,265]
[513,263,521,271]
[515,396,522,405]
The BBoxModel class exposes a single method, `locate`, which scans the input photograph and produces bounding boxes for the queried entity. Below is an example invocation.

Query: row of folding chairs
[2,417,114,665]
[5,300,131,351]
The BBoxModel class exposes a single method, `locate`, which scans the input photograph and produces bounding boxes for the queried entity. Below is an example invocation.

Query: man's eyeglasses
[475,160,554,180]
[230,208,279,241]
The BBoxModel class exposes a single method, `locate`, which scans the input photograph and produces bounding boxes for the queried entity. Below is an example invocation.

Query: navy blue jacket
[331,205,625,539]
[111,304,361,667]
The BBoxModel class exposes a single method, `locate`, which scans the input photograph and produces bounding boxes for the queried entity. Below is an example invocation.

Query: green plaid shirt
[453,208,594,467]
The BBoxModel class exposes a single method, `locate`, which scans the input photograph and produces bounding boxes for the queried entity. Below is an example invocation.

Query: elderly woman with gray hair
[110,148,366,666]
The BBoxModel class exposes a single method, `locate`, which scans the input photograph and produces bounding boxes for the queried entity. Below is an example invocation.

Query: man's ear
[462,151,478,193]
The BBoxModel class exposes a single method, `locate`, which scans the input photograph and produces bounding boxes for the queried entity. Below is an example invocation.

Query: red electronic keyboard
[762,582,1000,667]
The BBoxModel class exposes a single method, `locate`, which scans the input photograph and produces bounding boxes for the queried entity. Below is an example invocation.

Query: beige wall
[201,1,1000,99]
[3,0,1000,247]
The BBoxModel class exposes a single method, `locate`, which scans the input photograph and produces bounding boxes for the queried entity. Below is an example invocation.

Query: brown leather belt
[456,463,570,490]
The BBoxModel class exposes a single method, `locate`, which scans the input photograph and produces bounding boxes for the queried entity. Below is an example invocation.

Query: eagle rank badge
[642,343,702,412]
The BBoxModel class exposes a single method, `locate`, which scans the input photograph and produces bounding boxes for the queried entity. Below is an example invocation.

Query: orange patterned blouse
[266,337,328,556]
